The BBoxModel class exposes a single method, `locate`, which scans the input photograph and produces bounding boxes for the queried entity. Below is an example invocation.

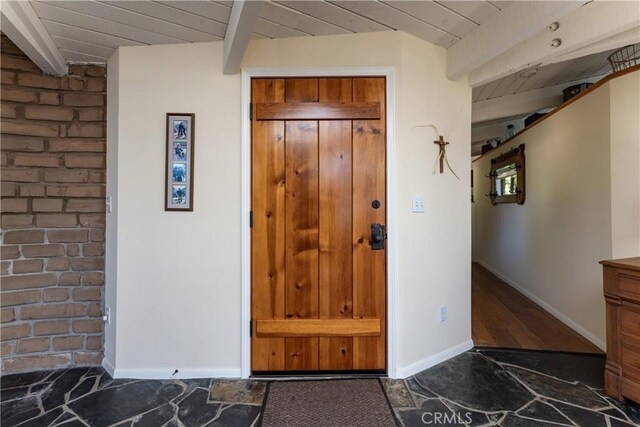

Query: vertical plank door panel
[251,78,286,371]
[352,77,387,370]
[284,78,320,370]
[252,76,387,373]
[319,78,354,370]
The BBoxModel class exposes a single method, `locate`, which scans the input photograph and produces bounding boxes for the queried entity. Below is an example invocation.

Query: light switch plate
[412,195,425,213]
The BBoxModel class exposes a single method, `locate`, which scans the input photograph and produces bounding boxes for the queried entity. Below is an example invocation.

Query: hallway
[472,263,603,353]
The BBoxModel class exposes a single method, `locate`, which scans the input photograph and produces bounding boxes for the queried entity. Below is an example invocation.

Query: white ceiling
[11,0,637,138]
[473,47,615,103]
[29,0,508,63]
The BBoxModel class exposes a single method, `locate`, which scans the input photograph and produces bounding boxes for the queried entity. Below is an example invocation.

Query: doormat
[259,379,398,427]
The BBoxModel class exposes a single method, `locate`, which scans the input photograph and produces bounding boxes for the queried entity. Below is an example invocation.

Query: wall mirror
[488,144,525,205]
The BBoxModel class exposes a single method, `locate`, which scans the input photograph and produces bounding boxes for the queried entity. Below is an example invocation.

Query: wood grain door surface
[251,77,386,372]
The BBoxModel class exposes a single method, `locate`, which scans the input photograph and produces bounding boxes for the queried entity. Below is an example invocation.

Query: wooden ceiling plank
[473,79,502,102]
[31,1,188,45]
[435,1,501,26]
[570,52,614,82]
[59,48,109,62]
[485,74,518,100]
[1,0,67,75]
[329,0,459,48]
[276,1,390,33]
[467,1,640,87]
[517,69,551,93]
[99,1,227,36]
[42,20,145,49]
[472,76,602,123]
[213,1,234,8]
[260,2,349,36]
[535,50,610,89]
[155,0,231,24]
[486,1,511,11]
[50,35,116,59]
[223,0,263,74]
[42,0,221,43]
[496,74,528,98]
[254,17,311,38]
[381,1,477,38]
[447,1,582,82]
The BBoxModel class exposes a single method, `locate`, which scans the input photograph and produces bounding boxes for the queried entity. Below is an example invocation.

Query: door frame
[240,68,397,378]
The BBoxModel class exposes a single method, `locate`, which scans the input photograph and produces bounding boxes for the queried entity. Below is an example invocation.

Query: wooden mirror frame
[488,144,525,205]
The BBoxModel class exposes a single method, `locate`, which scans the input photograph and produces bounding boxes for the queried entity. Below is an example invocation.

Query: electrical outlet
[412,195,425,213]
[439,305,447,323]
[106,195,112,213]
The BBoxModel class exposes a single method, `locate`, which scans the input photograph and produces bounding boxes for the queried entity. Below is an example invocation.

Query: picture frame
[165,113,195,211]
[487,144,525,205]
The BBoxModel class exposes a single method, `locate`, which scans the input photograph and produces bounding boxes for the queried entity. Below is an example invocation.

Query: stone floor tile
[381,378,415,408]
[412,352,533,412]
[132,403,176,426]
[500,412,563,426]
[68,381,184,427]
[507,366,609,409]
[516,400,572,425]
[551,401,608,427]
[478,349,606,389]
[176,388,221,426]
[210,379,266,405]
[210,404,262,426]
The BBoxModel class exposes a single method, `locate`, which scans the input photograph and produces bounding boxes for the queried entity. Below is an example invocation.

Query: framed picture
[165,113,194,211]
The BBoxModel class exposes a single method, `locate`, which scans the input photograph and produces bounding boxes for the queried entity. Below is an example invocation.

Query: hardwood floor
[472,263,602,353]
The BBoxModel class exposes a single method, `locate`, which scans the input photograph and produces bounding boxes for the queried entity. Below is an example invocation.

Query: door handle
[371,223,385,250]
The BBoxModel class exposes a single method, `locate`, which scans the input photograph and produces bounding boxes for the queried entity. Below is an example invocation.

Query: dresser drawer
[619,273,640,303]
[621,305,640,342]
[621,336,640,383]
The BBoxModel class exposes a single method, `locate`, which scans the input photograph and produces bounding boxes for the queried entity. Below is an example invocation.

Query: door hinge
[249,103,253,120]
[249,320,253,337]
[249,210,253,228]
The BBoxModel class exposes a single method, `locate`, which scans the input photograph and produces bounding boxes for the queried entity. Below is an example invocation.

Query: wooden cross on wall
[434,135,449,174]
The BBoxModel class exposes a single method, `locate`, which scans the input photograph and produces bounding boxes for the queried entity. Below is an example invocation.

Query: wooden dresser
[601,257,640,403]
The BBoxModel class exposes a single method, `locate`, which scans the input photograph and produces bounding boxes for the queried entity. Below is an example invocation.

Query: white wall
[609,72,640,258]
[394,34,471,374]
[472,70,640,350]
[106,31,471,378]
[104,49,119,372]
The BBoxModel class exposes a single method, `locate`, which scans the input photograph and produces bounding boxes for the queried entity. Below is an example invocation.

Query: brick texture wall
[1,34,106,373]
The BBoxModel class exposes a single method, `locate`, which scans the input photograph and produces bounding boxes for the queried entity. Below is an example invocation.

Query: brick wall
[1,34,106,373]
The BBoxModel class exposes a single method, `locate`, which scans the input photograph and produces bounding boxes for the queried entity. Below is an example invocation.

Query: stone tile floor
[1,349,639,426]
[386,349,640,427]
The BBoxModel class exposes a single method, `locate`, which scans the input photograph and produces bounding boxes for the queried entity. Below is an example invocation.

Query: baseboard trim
[395,339,474,378]
[102,357,115,377]
[476,260,606,351]
[108,367,241,380]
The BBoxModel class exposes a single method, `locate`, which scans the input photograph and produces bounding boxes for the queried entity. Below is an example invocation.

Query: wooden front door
[251,77,386,372]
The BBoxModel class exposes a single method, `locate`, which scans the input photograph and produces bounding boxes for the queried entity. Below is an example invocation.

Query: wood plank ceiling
[27,0,618,105]
[28,0,508,63]
[473,48,616,102]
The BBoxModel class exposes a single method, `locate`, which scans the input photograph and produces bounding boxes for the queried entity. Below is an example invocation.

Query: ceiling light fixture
[550,38,562,48]
[547,22,560,32]
[518,68,539,79]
